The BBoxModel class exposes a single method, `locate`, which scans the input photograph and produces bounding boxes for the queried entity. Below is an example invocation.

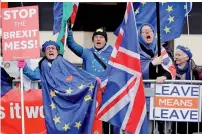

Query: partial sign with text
[1,89,46,134]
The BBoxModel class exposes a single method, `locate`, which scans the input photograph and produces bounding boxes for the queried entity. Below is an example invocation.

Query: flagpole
[20,68,25,134]
[185,3,191,133]
[20,2,25,133]
[156,2,161,57]
[155,2,161,134]
[64,22,68,52]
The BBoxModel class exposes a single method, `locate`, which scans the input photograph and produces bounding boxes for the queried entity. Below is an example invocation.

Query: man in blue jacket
[67,27,113,134]
[67,27,113,79]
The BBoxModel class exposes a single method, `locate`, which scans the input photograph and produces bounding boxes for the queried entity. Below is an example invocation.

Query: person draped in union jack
[138,23,176,134]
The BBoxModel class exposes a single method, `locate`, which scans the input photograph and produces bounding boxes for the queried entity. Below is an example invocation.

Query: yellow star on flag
[141,2,146,6]
[168,16,175,23]
[84,95,92,101]
[50,102,56,110]
[50,90,56,97]
[66,88,73,94]
[184,4,187,9]
[78,84,85,89]
[161,2,167,6]
[166,5,173,13]
[54,90,59,94]
[74,121,82,129]
[94,130,99,134]
[53,115,60,124]
[135,8,139,14]
[164,26,171,34]
[88,84,94,92]
[63,123,70,131]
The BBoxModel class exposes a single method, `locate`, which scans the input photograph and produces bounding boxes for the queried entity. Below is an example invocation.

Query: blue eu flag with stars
[40,55,98,134]
[115,2,192,42]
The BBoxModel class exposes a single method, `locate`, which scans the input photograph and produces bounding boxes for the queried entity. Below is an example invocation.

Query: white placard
[149,84,202,122]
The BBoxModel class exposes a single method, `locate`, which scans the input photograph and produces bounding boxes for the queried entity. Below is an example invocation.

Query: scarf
[176,61,191,80]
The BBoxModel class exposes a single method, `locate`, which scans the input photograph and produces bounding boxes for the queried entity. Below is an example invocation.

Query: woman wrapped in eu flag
[39,41,99,134]
[138,24,175,134]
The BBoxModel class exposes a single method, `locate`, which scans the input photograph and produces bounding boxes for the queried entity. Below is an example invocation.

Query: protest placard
[2,6,40,61]
[150,84,202,122]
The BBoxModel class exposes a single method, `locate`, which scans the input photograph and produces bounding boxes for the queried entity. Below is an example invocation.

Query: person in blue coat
[67,27,115,134]
[17,41,61,81]
[139,23,173,134]
[66,27,113,79]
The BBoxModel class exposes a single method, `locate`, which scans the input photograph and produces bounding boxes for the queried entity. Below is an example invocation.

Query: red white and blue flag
[161,47,176,79]
[71,2,79,28]
[97,3,148,134]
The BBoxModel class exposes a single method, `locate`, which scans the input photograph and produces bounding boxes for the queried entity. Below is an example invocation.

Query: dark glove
[7,77,15,83]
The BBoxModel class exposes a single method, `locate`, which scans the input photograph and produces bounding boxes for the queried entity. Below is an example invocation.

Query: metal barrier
[11,80,202,134]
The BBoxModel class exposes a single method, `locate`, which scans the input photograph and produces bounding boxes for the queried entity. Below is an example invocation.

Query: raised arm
[66,30,84,57]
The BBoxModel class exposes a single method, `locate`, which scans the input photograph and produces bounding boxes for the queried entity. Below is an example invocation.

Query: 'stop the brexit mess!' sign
[2,6,40,61]
[150,84,202,122]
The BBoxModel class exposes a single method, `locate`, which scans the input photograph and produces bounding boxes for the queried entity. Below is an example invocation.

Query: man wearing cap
[67,27,113,79]
[17,40,61,80]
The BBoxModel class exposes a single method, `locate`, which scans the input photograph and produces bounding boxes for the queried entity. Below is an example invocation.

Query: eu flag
[40,55,98,134]
[53,2,73,54]
[1,67,13,97]
[53,2,73,35]
[115,2,192,42]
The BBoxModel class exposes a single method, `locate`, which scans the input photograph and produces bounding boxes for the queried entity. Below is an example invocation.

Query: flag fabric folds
[53,2,73,35]
[115,2,192,43]
[53,2,73,54]
[97,3,147,134]
[1,67,13,97]
[40,55,98,134]
[71,2,79,28]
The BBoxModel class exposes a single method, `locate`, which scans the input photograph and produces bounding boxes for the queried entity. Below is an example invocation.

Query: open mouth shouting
[45,45,58,60]
[142,32,154,44]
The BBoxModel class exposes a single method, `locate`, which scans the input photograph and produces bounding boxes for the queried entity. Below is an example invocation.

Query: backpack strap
[93,52,107,70]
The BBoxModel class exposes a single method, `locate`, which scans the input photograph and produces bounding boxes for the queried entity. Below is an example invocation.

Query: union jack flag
[97,3,147,134]
[161,47,176,79]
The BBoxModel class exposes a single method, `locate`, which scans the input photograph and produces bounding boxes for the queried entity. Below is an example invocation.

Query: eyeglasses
[46,46,56,51]
[141,30,153,34]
